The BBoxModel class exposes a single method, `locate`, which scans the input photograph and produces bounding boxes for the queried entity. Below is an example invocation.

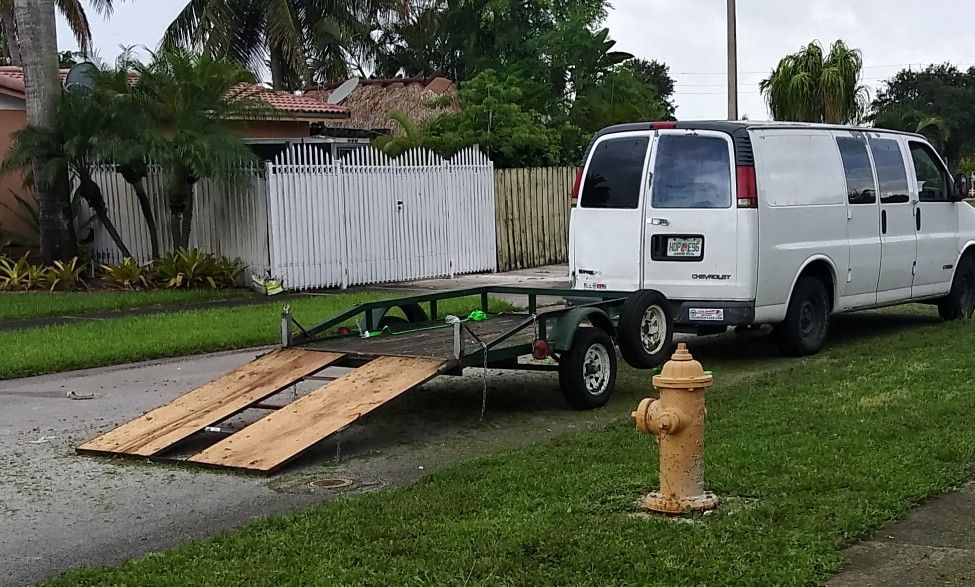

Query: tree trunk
[119,164,160,258]
[1,8,21,66]
[179,187,194,249]
[78,172,132,259]
[269,43,286,90]
[13,0,69,263]
[167,177,193,251]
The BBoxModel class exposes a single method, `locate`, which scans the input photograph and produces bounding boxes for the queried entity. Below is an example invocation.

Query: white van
[568,121,975,368]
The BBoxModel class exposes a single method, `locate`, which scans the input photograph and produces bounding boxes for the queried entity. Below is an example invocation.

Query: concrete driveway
[0,345,625,586]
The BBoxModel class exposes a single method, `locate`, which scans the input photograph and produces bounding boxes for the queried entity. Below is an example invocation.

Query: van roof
[594,120,926,141]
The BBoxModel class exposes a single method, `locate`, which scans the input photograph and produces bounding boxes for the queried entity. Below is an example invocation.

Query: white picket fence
[91,146,497,290]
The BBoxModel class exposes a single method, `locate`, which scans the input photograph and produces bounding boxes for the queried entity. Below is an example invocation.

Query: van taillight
[736,165,757,208]
[571,166,584,202]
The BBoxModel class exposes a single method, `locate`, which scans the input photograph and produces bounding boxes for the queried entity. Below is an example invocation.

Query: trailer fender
[357,303,429,332]
[550,307,615,352]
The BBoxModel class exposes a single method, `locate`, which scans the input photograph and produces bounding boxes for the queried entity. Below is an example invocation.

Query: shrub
[152,248,244,289]
[47,258,86,291]
[100,258,152,290]
[0,253,31,291]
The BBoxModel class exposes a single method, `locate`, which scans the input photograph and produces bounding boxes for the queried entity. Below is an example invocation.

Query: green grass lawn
[45,311,975,585]
[0,289,257,322]
[0,293,514,379]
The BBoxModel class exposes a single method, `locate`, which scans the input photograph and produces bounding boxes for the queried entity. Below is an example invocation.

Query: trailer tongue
[78,287,633,474]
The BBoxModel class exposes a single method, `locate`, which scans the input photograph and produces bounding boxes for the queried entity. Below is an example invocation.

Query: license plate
[689,308,724,321]
[667,237,702,258]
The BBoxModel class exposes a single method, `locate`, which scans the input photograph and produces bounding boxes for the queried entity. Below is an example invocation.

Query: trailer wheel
[558,327,617,410]
[617,290,674,369]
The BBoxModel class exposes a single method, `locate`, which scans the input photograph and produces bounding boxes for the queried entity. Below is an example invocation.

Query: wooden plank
[77,348,344,457]
[188,356,449,473]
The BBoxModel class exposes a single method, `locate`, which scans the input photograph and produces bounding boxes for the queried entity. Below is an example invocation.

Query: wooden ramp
[188,356,449,473]
[77,348,344,458]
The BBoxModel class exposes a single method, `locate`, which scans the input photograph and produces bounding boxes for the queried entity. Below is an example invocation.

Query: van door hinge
[847,209,853,220]
[846,267,853,283]
[912,260,917,275]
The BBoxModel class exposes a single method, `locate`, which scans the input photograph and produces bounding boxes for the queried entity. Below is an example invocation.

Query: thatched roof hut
[306,76,457,136]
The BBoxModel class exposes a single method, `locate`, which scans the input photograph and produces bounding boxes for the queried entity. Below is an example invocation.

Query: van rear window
[579,137,649,209]
[651,135,732,209]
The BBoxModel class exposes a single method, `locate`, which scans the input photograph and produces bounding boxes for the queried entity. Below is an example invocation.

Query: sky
[56,0,975,120]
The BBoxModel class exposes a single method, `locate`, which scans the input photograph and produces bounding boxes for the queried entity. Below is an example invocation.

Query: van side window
[869,139,910,204]
[909,142,950,202]
[836,137,876,204]
[650,135,731,209]
[579,137,649,209]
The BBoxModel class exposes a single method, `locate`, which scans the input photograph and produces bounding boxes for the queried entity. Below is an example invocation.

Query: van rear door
[570,131,652,292]
[642,129,745,300]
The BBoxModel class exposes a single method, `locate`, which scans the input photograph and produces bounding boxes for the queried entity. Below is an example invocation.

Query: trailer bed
[302,313,534,359]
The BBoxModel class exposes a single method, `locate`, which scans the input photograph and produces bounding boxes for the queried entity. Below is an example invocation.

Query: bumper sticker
[689,308,724,321]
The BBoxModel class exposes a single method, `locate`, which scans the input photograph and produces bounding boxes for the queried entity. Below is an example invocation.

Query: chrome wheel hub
[583,343,611,395]
[640,305,666,354]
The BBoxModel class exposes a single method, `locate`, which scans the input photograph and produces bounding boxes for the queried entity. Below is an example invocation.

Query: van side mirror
[954,173,971,201]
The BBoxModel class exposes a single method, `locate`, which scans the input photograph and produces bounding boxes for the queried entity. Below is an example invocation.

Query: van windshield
[579,137,649,209]
[651,135,732,209]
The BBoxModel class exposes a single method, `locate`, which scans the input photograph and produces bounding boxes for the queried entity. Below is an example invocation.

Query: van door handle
[881,210,887,234]
[916,208,921,231]
[649,217,670,226]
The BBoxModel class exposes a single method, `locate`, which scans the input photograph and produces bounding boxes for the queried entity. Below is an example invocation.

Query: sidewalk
[829,481,975,586]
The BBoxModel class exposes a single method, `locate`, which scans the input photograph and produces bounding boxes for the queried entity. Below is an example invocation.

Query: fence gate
[266,145,496,290]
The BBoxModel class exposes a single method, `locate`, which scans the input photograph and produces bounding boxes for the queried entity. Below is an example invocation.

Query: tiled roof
[0,67,348,119]
[231,83,348,118]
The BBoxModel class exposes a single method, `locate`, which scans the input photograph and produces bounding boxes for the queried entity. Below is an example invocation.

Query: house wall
[0,99,29,244]
[238,120,311,139]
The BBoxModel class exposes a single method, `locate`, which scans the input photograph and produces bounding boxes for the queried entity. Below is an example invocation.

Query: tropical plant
[0,252,30,290]
[372,111,425,157]
[123,48,275,249]
[1,0,115,66]
[163,0,402,89]
[46,257,85,290]
[100,257,152,290]
[153,248,219,289]
[12,0,74,263]
[25,261,50,289]
[213,255,244,287]
[3,90,134,258]
[759,40,869,125]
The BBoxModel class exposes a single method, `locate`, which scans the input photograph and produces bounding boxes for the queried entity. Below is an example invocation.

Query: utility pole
[727,0,738,120]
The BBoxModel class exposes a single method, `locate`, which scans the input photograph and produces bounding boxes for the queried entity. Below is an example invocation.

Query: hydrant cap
[652,343,712,389]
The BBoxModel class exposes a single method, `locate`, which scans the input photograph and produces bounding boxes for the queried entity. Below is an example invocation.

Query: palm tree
[125,48,276,249]
[163,0,400,90]
[12,0,73,262]
[759,40,869,125]
[3,90,134,258]
[2,0,115,66]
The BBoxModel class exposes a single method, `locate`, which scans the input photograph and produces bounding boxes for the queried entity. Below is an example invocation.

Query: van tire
[938,258,975,320]
[775,276,830,357]
[558,327,617,410]
[617,290,674,369]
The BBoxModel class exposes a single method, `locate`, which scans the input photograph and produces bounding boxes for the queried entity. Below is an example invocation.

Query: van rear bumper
[671,300,755,326]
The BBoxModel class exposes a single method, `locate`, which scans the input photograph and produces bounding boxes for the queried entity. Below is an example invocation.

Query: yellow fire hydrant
[632,342,717,514]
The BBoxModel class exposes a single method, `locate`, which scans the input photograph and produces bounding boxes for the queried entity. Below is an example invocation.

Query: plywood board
[188,356,448,473]
[77,348,344,457]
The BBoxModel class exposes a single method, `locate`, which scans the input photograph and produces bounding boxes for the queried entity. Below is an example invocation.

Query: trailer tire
[558,327,617,410]
[774,276,830,357]
[617,290,674,369]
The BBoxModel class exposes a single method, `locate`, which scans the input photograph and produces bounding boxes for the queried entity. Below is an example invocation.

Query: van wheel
[617,290,674,369]
[558,327,617,410]
[938,258,975,320]
[775,276,830,357]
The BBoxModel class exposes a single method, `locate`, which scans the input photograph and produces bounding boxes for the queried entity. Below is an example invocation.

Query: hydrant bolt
[633,342,717,514]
